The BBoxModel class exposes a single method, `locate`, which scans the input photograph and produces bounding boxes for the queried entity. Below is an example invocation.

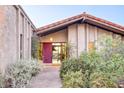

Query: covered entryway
[42,42,67,64]
[37,28,68,64]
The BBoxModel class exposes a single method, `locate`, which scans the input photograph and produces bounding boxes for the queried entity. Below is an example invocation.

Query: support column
[28,23,31,60]
[86,24,89,52]
[23,17,26,59]
[67,24,78,58]
[94,26,98,49]
[77,24,86,56]
[17,8,21,60]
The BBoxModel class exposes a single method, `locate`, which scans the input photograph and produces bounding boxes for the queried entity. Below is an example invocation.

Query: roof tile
[35,13,124,33]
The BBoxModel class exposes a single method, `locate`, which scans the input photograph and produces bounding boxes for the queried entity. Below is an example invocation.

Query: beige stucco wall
[0,5,35,74]
[86,24,98,51]
[97,27,112,39]
[67,23,124,57]
[39,22,124,59]
[68,24,78,57]
[40,29,67,42]
[0,6,17,73]
[67,23,98,57]
[77,24,86,56]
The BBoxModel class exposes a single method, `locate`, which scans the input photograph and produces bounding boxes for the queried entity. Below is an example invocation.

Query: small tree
[31,35,41,59]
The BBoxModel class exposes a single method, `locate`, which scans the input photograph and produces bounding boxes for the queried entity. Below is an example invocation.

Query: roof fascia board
[86,17,124,31]
[85,18,124,35]
[36,17,83,34]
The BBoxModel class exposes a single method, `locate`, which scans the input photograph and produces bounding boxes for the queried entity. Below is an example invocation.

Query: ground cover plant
[0,59,41,88]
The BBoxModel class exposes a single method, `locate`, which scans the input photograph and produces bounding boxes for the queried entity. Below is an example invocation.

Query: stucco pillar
[86,24,89,52]
[94,26,98,49]
[17,8,21,60]
[28,23,31,60]
[23,17,26,59]
[68,24,78,58]
[77,24,86,56]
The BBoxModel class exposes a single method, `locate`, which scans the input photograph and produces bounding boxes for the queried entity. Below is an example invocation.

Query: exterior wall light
[50,37,53,41]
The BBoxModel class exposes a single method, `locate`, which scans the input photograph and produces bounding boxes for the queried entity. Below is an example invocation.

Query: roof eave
[85,18,124,35]
[36,17,83,35]
[35,13,124,36]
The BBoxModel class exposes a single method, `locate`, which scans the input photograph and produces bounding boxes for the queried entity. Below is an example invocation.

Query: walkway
[29,65,62,88]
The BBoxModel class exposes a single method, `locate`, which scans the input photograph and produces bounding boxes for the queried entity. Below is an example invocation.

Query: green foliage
[98,35,124,60]
[5,59,41,88]
[31,35,40,59]
[62,70,84,88]
[0,73,5,88]
[60,58,84,79]
[79,51,104,87]
[90,72,117,88]
[61,35,124,88]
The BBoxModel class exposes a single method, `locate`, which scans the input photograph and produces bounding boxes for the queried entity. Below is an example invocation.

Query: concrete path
[29,66,62,88]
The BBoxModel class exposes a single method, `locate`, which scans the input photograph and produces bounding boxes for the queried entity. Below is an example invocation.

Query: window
[88,42,95,51]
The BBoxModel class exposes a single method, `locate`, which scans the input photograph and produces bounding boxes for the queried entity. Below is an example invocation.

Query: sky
[22,5,124,28]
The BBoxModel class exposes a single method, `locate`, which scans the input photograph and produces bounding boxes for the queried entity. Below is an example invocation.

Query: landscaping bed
[0,59,41,88]
[60,35,124,88]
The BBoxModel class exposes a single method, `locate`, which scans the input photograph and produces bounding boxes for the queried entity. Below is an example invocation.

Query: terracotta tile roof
[86,14,124,31]
[36,13,84,32]
[35,12,124,34]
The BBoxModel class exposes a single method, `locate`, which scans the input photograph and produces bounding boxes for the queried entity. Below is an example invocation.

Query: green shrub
[79,51,102,73]
[61,48,124,88]
[62,70,84,88]
[60,51,103,87]
[80,51,124,88]
[31,35,40,59]
[5,59,41,88]
[60,58,83,79]
[90,72,117,88]
[0,72,5,88]
[79,51,104,87]
[98,35,124,61]
[27,59,41,76]
[61,35,124,88]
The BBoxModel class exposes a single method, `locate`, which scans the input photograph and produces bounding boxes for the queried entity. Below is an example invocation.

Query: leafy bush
[97,35,124,61]
[60,58,84,79]
[79,51,102,73]
[80,51,124,88]
[0,73,5,88]
[5,59,41,88]
[31,35,41,59]
[61,35,124,88]
[90,72,117,88]
[62,70,84,88]
[79,51,104,87]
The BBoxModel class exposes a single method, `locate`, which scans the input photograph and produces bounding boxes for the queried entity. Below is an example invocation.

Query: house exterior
[35,12,124,65]
[0,5,35,73]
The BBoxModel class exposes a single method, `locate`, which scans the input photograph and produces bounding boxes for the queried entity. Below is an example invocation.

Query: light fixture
[50,37,53,41]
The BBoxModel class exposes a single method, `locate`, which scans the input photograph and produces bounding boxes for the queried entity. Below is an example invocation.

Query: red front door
[43,43,52,63]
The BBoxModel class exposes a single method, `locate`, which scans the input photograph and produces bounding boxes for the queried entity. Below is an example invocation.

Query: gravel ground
[28,65,62,88]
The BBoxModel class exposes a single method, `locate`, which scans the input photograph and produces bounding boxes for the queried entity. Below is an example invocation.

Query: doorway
[42,43,52,63]
[52,43,67,64]
[42,42,67,64]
